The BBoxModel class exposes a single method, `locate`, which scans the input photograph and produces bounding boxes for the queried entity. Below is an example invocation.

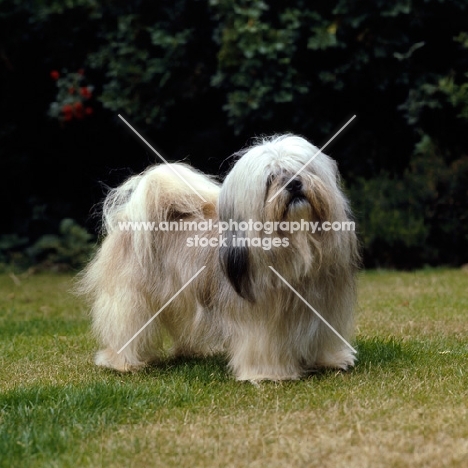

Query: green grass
[1,270,468,467]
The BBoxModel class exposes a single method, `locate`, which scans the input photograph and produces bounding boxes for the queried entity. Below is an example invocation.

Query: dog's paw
[234,367,302,382]
[316,349,356,371]
[95,348,146,372]
[246,373,301,383]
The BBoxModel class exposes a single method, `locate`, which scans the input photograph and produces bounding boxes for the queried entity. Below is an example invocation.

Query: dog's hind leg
[92,289,164,372]
[78,233,164,372]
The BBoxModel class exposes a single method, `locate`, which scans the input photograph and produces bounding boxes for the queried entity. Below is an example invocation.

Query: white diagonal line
[118,114,208,203]
[269,266,357,353]
[117,266,206,354]
[267,115,356,203]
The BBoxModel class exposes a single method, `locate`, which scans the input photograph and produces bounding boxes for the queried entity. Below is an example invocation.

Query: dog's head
[218,134,353,299]
[219,134,345,223]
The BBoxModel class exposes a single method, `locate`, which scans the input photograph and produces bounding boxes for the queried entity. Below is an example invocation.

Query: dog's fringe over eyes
[76,134,360,382]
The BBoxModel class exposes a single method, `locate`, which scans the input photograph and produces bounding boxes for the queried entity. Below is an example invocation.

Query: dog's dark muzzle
[285,178,306,205]
[286,178,303,194]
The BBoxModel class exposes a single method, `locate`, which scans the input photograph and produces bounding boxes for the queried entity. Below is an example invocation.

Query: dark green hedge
[1,0,467,268]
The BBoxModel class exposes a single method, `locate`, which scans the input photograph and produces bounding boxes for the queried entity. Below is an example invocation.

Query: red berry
[62,104,73,121]
[50,70,60,80]
[68,87,75,95]
[73,101,84,119]
[85,107,93,116]
[79,87,92,99]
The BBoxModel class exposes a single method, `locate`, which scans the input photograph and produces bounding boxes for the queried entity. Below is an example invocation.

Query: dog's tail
[77,161,219,296]
[103,163,219,230]
[102,162,219,262]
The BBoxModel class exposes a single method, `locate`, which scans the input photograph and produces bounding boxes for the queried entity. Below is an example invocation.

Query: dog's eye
[266,174,274,188]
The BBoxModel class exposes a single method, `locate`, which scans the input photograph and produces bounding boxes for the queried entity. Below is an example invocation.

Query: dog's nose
[286,178,302,194]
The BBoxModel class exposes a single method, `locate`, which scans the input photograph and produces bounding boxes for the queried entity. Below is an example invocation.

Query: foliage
[86,0,217,127]
[0,235,29,265]
[351,136,468,267]
[210,1,307,131]
[0,0,467,267]
[27,219,95,269]
[48,69,94,122]
[0,219,95,270]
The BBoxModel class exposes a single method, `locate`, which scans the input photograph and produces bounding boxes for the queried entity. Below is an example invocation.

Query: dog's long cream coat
[78,135,359,381]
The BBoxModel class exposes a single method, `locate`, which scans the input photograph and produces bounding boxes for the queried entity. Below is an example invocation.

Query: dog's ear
[219,234,254,302]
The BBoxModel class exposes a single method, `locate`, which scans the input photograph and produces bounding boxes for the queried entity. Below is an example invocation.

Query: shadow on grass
[0,337,420,465]
[0,317,88,337]
[0,378,212,464]
[0,359,233,462]
[109,337,413,382]
[303,336,414,380]
[143,354,230,382]
[128,335,415,384]
[354,336,415,369]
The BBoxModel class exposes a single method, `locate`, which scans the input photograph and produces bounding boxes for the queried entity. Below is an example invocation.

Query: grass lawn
[1,269,467,467]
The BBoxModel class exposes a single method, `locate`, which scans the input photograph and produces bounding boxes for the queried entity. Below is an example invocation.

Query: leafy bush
[26,219,95,269]
[1,0,467,267]
[351,136,468,267]
[0,235,29,266]
[0,220,95,271]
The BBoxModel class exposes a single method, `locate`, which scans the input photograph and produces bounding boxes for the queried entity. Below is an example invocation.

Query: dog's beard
[218,171,336,299]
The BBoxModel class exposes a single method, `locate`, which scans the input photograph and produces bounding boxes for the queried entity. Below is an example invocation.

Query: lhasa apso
[78,134,359,381]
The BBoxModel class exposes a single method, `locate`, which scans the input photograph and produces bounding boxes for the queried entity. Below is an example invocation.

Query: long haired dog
[78,135,359,381]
